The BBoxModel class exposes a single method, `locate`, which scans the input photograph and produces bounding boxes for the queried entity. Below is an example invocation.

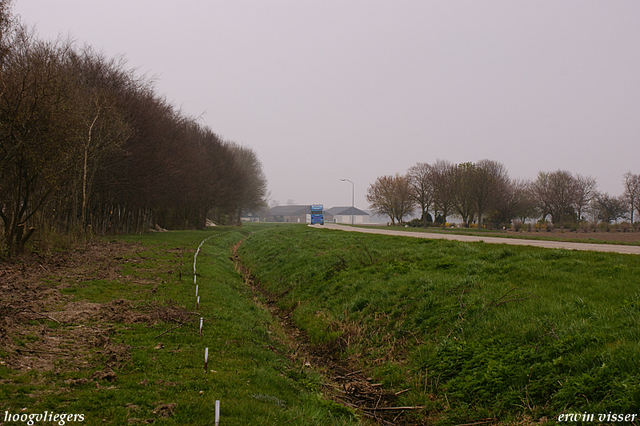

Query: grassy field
[355,224,640,246]
[238,224,640,425]
[0,227,363,426]
[3,223,640,425]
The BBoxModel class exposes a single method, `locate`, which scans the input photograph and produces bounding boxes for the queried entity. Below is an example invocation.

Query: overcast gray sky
[14,1,640,210]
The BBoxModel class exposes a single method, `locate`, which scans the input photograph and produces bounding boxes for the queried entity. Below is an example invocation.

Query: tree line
[367,159,640,229]
[0,1,267,255]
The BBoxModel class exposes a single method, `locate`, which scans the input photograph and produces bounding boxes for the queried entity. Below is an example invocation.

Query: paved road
[313,223,640,255]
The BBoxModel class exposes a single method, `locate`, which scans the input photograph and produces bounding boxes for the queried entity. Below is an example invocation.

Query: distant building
[262,205,332,223]
[264,205,308,223]
[325,206,370,224]
[240,210,264,222]
[261,205,370,224]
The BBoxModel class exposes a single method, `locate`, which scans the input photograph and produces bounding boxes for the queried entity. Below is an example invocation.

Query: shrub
[545,222,554,232]
[406,218,421,228]
[512,221,523,232]
[620,222,631,233]
[564,222,579,232]
[407,213,433,228]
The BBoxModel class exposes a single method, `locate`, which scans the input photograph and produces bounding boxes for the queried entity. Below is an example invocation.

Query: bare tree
[430,159,456,227]
[66,47,132,230]
[573,174,597,222]
[495,178,536,225]
[407,162,434,228]
[594,193,627,224]
[0,33,77,253]
[472,159,509,229]
[367,175,396,224]
[453,162,476,227]
[533,170,578,228]
[623,172,640,224]
[366,174,415,225]
[0,2,271,251]
[531,172,551,222]
[0,0,16,63]
[226,142,268,226]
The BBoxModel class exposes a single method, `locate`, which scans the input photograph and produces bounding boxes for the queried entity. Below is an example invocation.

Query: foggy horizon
[14,1,640,212]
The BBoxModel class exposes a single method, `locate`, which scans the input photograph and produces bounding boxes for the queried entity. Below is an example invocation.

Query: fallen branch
[493,295,540,307]
[282,414,304,424]
[153,324,184,339]
[15,348,61,355]
[399,329,422,344]
[453,420,495,426]
[21,309,60,324]
[362,406,425,411]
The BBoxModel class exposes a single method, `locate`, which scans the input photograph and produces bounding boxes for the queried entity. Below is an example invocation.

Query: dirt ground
[0,241,190,378]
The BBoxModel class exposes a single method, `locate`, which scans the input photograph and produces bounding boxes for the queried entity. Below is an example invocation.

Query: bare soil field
[0,242,190,377]
[511,229,640,243]
[321,224,640,255]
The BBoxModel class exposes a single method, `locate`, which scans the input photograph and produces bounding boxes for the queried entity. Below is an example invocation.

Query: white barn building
[326,206,370,224]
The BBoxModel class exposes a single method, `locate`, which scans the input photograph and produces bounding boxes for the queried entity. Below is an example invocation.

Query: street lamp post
[340,179,354,225]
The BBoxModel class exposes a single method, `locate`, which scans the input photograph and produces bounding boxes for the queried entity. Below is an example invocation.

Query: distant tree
[0,0,269,252]
[226,142,268,226]
[623,172,640,224]
[430,159,456,228]
[513,178,538,223]
[472,159,509,229]
[367,175,395,224]
[533,170,578,228]
[407,162,434,228]
[495,178,536,225]
[531,172,551,222]
[366,174,415,224]
[594,193,627,224]
[573,174,597,222]
[453,162,476,227]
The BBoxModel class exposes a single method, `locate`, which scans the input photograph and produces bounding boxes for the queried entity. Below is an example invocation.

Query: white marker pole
[199,317,203,336]
[204,347,209,372]
[197,296,200,311]
[215,400,220,425]
[195,285,199,297]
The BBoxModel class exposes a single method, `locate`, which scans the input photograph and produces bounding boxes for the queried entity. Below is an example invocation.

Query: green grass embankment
[237,224,640,425]
[0,227,363,425]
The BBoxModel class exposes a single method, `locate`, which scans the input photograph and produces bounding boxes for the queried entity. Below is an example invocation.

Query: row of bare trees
[367,159,640,229]
[0,1,267,255]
